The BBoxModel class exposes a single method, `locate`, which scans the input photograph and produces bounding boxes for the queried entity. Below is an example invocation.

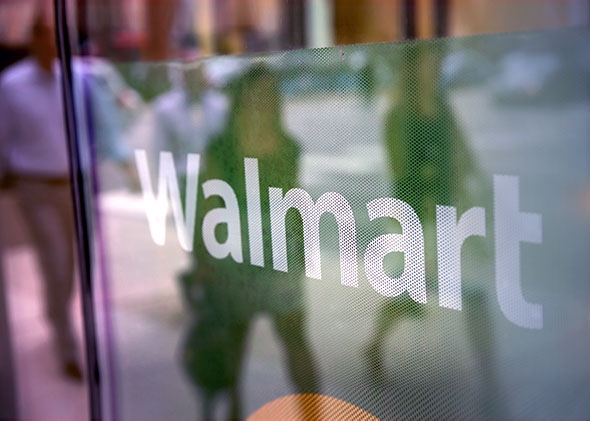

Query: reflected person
[179,65,320,419]
[152,63,228,190]
[364,44,500,414]
[0,16,82,380]
[82,55,145,190]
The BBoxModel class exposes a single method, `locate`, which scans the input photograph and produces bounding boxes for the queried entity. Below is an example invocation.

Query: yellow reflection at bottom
[248,393,378,420]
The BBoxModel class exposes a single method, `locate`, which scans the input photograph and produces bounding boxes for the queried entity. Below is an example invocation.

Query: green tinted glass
[85,28,589,419]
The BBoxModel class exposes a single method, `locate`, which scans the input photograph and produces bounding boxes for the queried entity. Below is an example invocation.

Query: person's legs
[226,321,250,420]
[13,180,80,378]
[274,310,320,418]
[363,293,425,388]
[463,286,503,416]
[182,313,250,419]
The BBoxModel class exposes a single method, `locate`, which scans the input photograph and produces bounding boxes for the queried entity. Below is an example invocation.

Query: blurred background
[1,0,589,60]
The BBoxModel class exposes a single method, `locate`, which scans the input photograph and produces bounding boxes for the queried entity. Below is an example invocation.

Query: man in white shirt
[0,15,82,381]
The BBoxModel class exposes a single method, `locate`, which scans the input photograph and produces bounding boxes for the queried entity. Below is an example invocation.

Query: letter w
[135,150,200,251]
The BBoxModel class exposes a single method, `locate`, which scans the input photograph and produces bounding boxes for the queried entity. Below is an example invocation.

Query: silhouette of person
[364,41,466,375]
[82,55,144,191]
[363,5,501,414]
[179,65,320,419]
[152,63,228,191]
[0,14,82,381]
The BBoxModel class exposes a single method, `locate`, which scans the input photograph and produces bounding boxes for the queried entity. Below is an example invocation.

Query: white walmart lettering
[135,151,544,329]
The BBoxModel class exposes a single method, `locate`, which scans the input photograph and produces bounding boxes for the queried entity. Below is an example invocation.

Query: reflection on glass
[83,56,144,191]
[1,0,589,419]
[179,65,320,419]
[364,42,500,415]
[152,63,228,184]
[86,26,589,421]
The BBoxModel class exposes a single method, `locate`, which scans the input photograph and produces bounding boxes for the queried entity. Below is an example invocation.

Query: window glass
[2,1,587,419]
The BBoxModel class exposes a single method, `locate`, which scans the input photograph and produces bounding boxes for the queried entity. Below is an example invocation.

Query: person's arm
[153,104,173,156]
[84,70,140,191]
[203,90,229,138]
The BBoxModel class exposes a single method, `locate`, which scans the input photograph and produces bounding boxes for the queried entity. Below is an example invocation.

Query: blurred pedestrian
[152,63,228,187]
[180,64,320,419]
[0,13,82,380]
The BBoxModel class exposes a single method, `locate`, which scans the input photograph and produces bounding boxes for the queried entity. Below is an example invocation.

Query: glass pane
[2,0,587,419]
[69,27,589,419]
